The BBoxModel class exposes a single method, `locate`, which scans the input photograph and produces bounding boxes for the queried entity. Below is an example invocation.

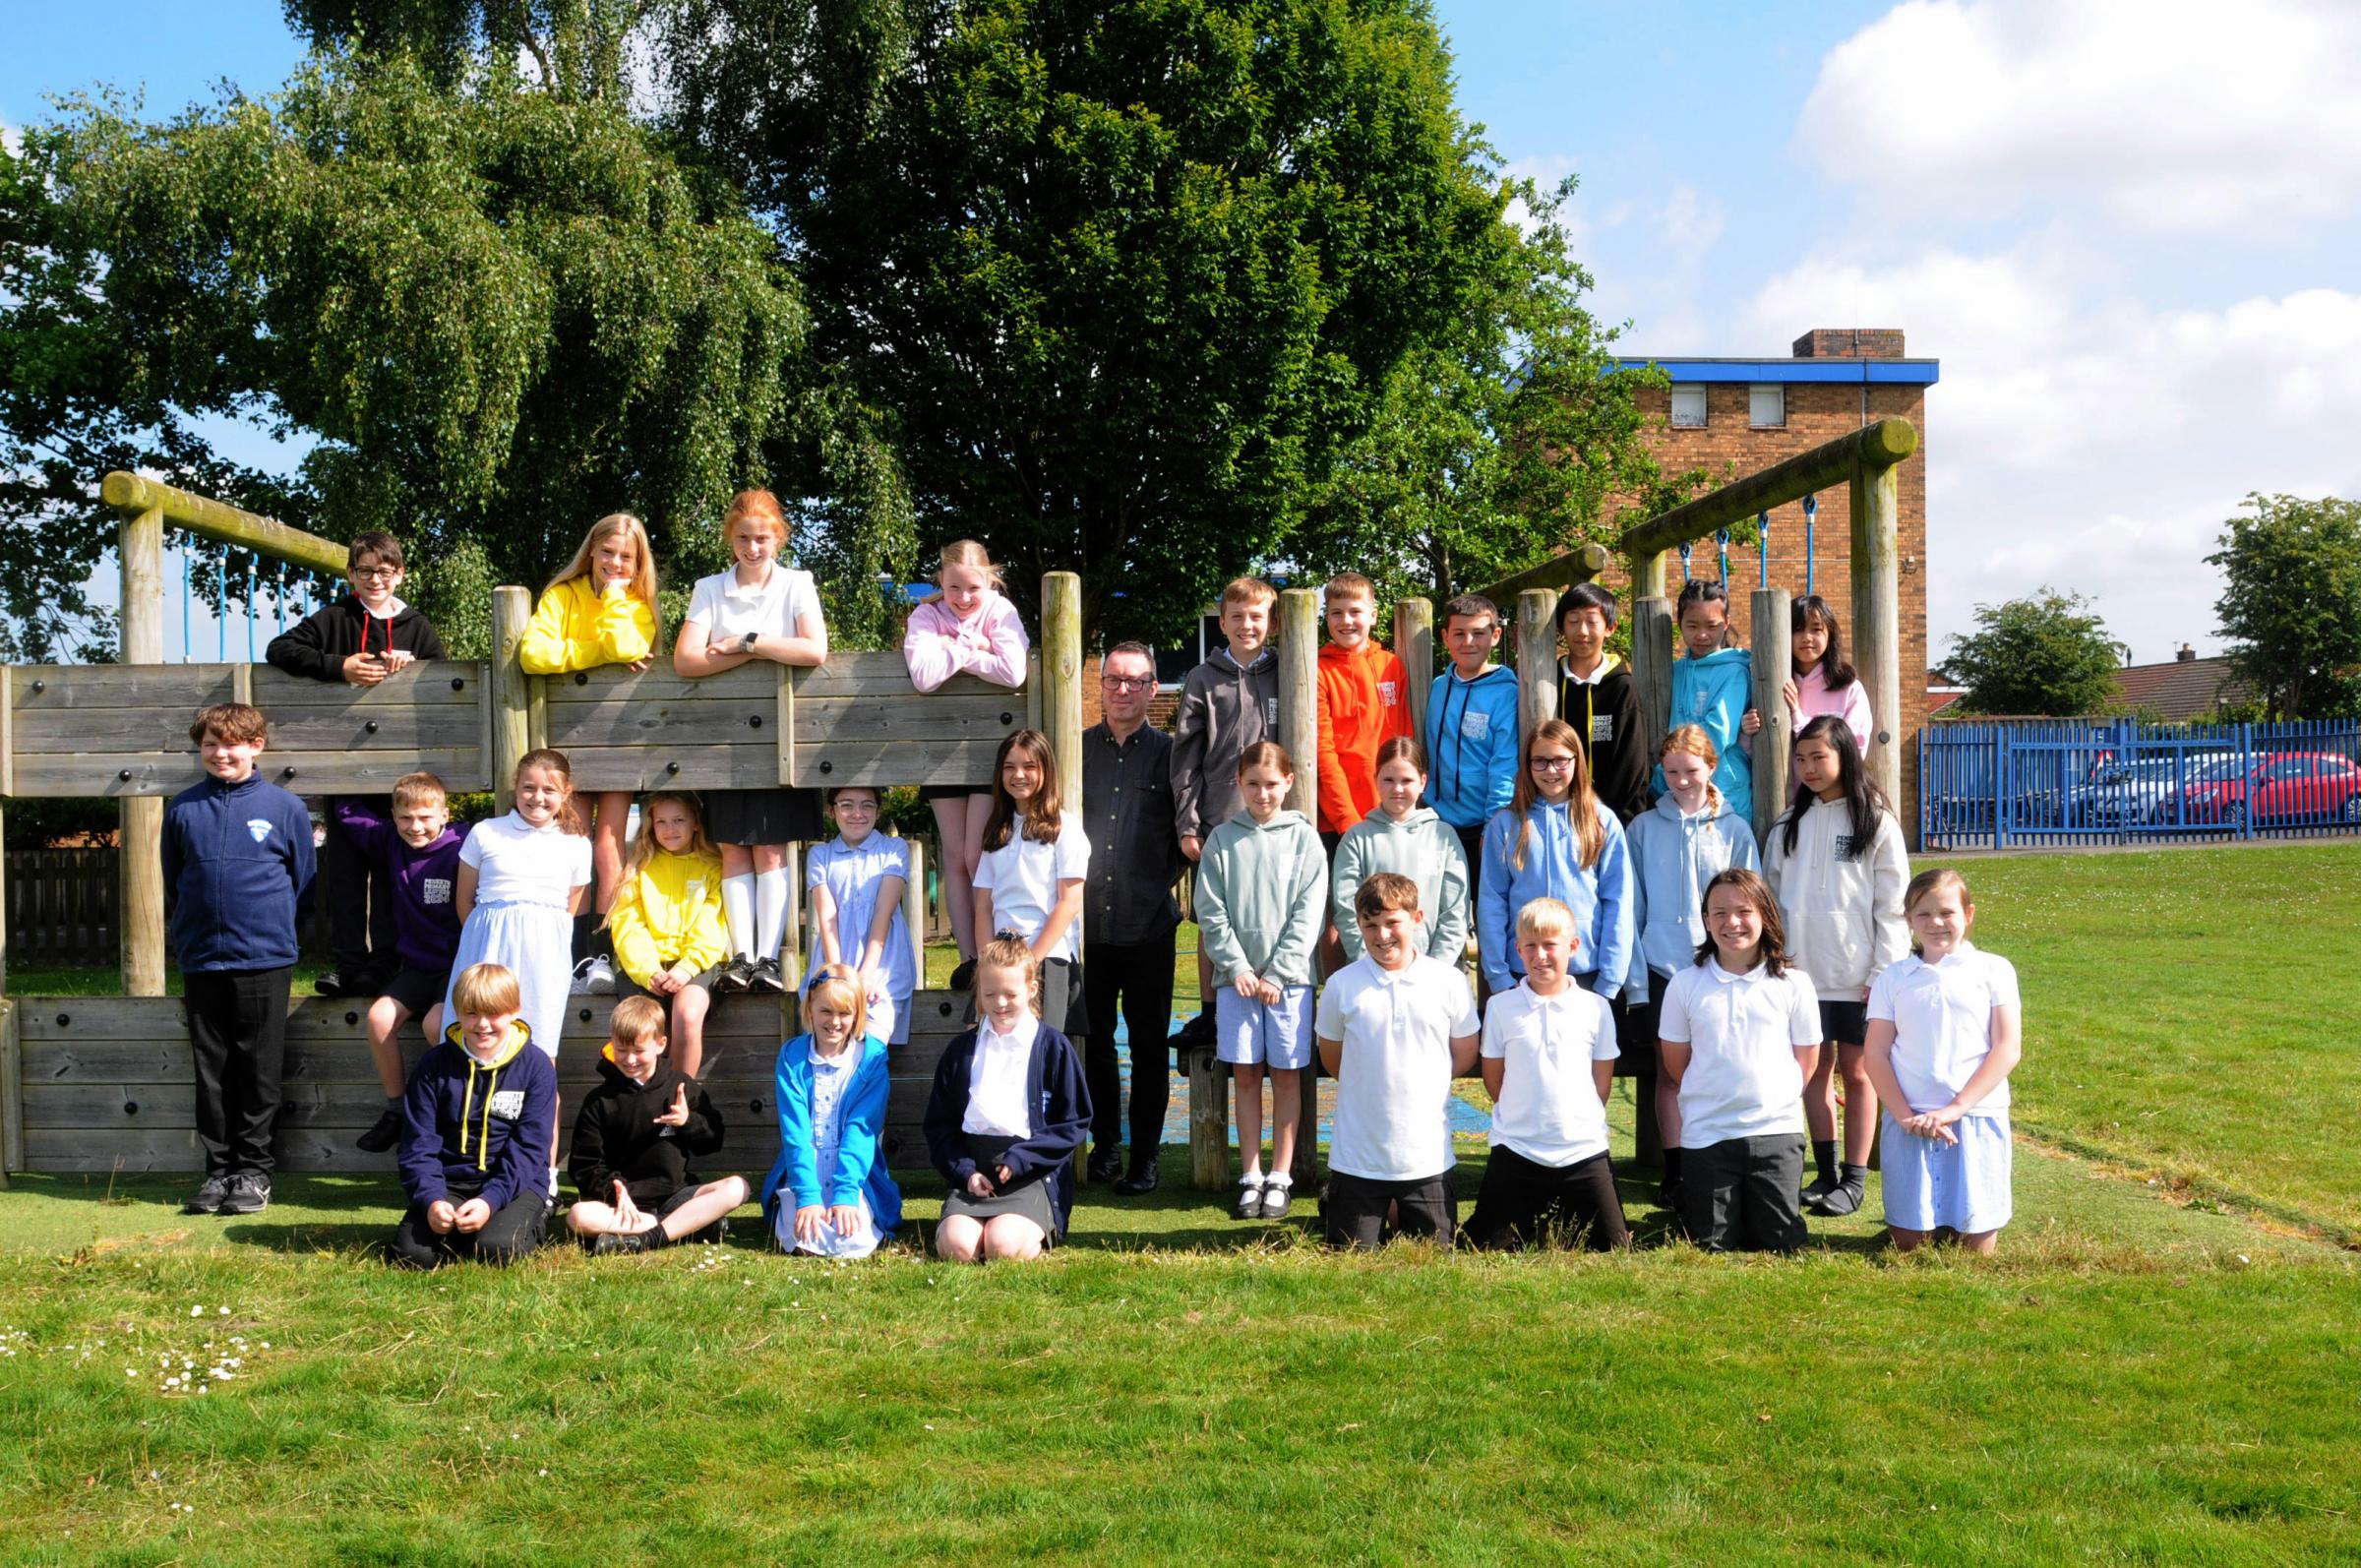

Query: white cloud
[1795,0,2361,230]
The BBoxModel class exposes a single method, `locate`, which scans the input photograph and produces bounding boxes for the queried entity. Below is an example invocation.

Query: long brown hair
[514,747,587,835]
[982,728,1062,849]
[1693,867,1790,977]
[1508,718,1604,872]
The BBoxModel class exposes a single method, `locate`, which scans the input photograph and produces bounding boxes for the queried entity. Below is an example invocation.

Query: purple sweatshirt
[333,800,464,972]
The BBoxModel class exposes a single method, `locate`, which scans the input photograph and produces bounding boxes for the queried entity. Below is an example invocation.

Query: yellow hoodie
[606,847,729,989]
[518,575,657,674]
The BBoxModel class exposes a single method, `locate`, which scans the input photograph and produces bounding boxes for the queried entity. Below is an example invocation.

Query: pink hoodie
[1788,664,1874,783]
[901,590,1030,691]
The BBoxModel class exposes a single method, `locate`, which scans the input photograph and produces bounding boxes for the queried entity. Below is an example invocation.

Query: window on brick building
[1749,384,1786,428]
[1670,384,1707,428]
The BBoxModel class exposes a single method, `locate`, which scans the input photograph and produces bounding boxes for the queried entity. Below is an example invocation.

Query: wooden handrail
[100,472,349,578]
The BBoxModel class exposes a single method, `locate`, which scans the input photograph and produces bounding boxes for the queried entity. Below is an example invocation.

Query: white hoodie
[1762,796,1908,1000]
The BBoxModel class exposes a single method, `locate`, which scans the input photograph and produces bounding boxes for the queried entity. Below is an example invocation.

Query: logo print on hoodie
[487,1089,525,1120]
[1377,680,1398,706]
[421,876,453,906]
[246,818,274,843]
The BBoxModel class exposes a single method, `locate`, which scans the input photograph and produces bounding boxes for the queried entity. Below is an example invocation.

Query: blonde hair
[722,488,789,544]
[547,513,660,634]
[618,791,718,885]
[1515,896,1577,941]
[801,963,871,1046]
[607,995,667,1047]
[391,771,449,813]
[1658,724,1725,814]
[1221,576,1278,610]
[451,962,521,1017]
[973,934,1042,1014]
[1903,868,1973,955]
[937,539,1004,595]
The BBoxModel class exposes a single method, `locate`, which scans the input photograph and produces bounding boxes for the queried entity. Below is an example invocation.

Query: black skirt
[703,787,825,845]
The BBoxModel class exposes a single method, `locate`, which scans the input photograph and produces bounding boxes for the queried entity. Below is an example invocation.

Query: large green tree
[2208,492,2361,719]
[1944,587,2125,717]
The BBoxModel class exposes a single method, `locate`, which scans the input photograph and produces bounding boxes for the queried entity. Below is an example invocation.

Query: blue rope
[1802,495,1818,598]
[1716,527,1730,584]
[215,549,227,662]
[1757,511,1771,579]
[180,547,191,664]
[1677,541,1692,581]
[273,562,286,637]
[245,557,257,662]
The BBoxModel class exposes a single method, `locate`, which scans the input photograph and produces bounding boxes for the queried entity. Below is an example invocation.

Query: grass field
[1,843,2356,1564]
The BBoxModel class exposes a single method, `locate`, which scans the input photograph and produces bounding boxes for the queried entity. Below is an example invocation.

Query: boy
[1169,576,1279,1045]
[389,962,557,1268]
[333,772,465,1154]
[1313,573,1412,843]
[565,996,747,1253]
[164,701,317,1217]
[1314,873,1481,1248]
[1423,592,1520,893]
[1462,898,1630,1250]
[1552,581,1649,823]
[266,529,448,998]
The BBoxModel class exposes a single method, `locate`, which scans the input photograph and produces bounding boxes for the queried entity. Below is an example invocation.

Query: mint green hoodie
[1195,808,1327,989]
[1331,805,1472,963]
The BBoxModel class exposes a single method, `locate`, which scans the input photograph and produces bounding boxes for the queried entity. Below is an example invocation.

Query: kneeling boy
[389,962,556,1268]
[566,995,747,1253]
[1314,873,1481,1248]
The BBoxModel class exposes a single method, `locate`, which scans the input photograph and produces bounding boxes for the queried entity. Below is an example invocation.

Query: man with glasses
[1080,642,1183,1193]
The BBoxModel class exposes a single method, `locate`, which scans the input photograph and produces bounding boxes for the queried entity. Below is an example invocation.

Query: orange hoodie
[1315,639,1413,833]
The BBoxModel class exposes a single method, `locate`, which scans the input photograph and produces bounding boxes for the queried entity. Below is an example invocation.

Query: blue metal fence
[1918,718,2361,850]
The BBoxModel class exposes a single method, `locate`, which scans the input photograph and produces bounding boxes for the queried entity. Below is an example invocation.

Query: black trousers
[323,797,397,977]
[183,966,293,1177]
[1082,934,1176,1156]
[1464,1146,1631,1251]
[387,1190,550,1269]
[1453,822,1486,904]
[1325,1169,1459,1249]
[1681,1134,1808,1254]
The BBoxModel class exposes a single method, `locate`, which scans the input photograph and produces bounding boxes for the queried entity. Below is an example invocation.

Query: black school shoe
[751,956,790,995]
[312,970,354,998]
[217,1173,272,1216]
[713,957,756,995]
[1087,1146,1126,1183]
[947,957,979,995]
[183,1175,231,1215]
[1114,1162,1160,1196]
[355,1106,404,1153]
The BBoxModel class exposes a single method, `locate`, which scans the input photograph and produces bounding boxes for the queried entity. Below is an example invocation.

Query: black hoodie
[568,1052,726,1206]
[265,594,449,683]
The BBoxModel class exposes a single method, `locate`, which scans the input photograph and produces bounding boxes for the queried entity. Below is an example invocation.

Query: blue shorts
[1214,985,1314,1070]
[1880,1111,2012,1234]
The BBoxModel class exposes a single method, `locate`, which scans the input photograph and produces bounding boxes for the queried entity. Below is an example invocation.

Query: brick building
[1612,328,1940,840]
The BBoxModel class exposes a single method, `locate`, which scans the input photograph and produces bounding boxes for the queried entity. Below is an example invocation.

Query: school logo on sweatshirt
[246,818,274,843]
[1835,835,1858,860]
[1590,713,1614,744]
[686,879,706,902]
[487,1090,525,1121]
[1378,680,1399,706]
[1262,696,1280,727]
[421,877,453,906]
[1461,709,1490,740]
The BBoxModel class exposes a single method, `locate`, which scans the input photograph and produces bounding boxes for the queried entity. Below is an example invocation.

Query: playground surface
[0,844,2355,1563]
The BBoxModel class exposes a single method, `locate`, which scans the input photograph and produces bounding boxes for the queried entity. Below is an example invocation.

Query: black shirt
[1081,720,1181,945]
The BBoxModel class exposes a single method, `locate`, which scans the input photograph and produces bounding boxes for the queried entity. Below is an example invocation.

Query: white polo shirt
[460,812,592,908]
[974,814,1092,962]
[962,1014,1040,1138]
[1658,957,1822,1148]
[1314,954,1480,1181]
[1481,980,1620,1167]
[683,564,823,643]
[1867,944,2020,1116]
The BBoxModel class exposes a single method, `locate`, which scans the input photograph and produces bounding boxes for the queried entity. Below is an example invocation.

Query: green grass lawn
[3,843,2358,1562]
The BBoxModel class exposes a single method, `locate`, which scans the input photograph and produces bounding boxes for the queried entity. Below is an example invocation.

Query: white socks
[722,873,756,960]
[754,867,791,963]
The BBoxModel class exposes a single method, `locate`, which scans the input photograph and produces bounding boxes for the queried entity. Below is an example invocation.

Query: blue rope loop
[1757,511,1771,577]
[1715,527,1730,584]
[1803,494,1819,598]
[1677,541,1692,580]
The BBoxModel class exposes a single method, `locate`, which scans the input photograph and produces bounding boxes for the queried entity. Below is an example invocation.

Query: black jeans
[1324,1169,1459,1249]
[323,797,397,977]
[183,966,293,1177]
[388,1189,550,1269]
[1464,1146,1630,1251]
[1681,1134,1808,1254]
[1082,935,1176,1157]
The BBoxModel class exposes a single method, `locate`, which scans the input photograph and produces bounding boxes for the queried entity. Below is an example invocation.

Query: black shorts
[616,965,724,999]
[703,787,825,844]
[376,963,450,1021]
[1818,998,1868,1049]
[1324,1169,1458,1249]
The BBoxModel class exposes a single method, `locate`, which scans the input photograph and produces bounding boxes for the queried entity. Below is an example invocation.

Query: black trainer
[947,957,979,994]
[312,970,353,998]
[751,956,790,995]
[713,957,756,995]
[355,1106,404,1153]
[217,1173,272,1216]
[183,1175,231,1215]
[591,1230,654,1255]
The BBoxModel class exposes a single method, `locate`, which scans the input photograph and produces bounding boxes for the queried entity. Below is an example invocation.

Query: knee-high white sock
[722,873,757,960]
[754,867,791,962]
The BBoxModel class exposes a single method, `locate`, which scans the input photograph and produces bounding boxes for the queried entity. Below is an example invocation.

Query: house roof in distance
[2113,652,2254,720]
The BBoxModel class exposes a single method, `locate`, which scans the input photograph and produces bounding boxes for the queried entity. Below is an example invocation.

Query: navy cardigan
[922,1023,1092,1238]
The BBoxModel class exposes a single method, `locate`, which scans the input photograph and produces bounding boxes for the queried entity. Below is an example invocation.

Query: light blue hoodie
[1654,646,1755,807]
[1476,798,1633,995]
[1423,664,1521,829]
[1624,791,1761,993]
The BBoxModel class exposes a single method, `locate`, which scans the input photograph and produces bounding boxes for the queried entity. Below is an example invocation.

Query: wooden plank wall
[10,991,967,1178]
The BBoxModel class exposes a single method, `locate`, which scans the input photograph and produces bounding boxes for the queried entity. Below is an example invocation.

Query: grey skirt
[938,1132,1059,1237]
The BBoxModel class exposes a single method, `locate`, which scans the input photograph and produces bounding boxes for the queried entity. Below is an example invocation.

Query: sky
[7,0,2359,663]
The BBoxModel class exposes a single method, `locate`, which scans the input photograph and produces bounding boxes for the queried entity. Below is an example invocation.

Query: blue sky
[9,0,2360,663]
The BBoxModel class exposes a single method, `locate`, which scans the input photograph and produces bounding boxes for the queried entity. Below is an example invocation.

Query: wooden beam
[1187,1052,1229,1191]
[1751,587,1794,839]
[1618,417,1918,561]
[1850,455,1905,812]
[1394,597,1433,746]
[119,502,167,998]
[100,471,349,577]
[489,586,532,814]
[1471,542,1611,611]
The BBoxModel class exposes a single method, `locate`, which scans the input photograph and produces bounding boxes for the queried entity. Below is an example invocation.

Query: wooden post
[1850,456,1904,813]
[901,837,926,951]
[490,586,532,814]
[1629,551,1674,781]
[1751,587,1794,839]
[1275,586,1321,1189]
[1515,588,1557,745]
[1187,1053,1230,1190]
[0,999,17,1185]
[782,841,803,988]
[1394,597,1432,747]
[1038,572,1084,1176]
[119,501,167,997]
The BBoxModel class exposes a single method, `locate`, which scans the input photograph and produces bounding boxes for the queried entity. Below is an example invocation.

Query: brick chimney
[1793,328,1907,359]
[2177,643,2195,662]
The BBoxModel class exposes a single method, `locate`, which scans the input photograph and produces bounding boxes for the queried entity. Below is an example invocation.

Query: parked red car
[2176,752,2361,826]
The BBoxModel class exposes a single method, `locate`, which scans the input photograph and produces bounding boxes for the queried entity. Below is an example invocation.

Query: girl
[674,489,830,995]
[1652,578,1759,811]
[1477,719,1633,1003]
[1864,871,2022,1255]
[922,936,1091,1262]
[971,728,1091,1039]
[1626,725,1760,1207]
[517,512,660,990]
[1330,736,1472,966]
[804,786,917,1048]
[902,540,1029,979]
[760,965,902,1259]
[604,791,728,1077]
[1195,741,1327,1221]
[1783,595,1873,787]
[1764,715,1910,1218]
[1656,868,1824,1253]
[447,749,593,1062]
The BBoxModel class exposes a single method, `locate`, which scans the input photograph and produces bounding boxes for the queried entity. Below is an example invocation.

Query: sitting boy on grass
[390,962,556,1269]
[566,995,747,1254]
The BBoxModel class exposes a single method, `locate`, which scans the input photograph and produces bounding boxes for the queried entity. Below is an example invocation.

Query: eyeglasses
[1102,676,1155,691]
[1530,755,1578,771]
[351,566,400,580]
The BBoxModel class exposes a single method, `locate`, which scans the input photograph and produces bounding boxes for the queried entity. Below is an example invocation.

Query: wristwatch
[738,631,759,654]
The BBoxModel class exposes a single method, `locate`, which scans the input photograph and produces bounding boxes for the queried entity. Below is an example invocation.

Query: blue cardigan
[759,1034,902,1238]
[1476,798,1634,996]
[922,1024,1092,1238]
